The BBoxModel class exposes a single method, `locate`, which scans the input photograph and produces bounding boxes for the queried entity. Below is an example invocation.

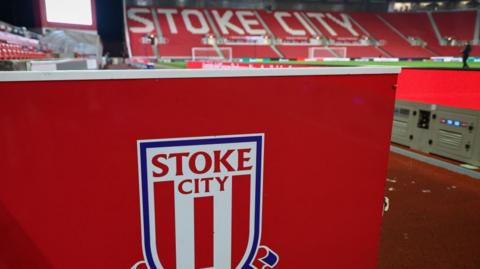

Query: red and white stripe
[145,140,258,269]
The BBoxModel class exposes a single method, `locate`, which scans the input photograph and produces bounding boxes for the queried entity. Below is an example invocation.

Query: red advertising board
[0,67,399,269]
[185,61,314,69]
[396,69,480,110]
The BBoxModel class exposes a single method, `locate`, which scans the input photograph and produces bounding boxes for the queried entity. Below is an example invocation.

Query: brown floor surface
[378,152,480,269]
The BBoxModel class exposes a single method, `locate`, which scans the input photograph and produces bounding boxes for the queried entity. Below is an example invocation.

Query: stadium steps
[151,8,165,43]
[270,45,285,58]
[254,10,284,58]
[348,15,392,57]
[350,13,432,58]
[389,11,480,57]
[424,13,466,56]
[376,15,411,44]
[328,47,341,57]
[475,10,480,45]
[375,46,392,57]
[432,10,476,42]
[378,13,436,57]
[381,13,476,56]
[202,10,228,60]
[301,13,324,37]
[427,12,444,45]
[203,9,221,38]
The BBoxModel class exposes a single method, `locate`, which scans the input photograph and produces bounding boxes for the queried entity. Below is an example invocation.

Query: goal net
[192,47,232,62]
[308,47,347,59]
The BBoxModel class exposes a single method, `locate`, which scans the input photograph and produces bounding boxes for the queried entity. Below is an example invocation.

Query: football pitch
[283,60,480,69]
[158,60,480,69]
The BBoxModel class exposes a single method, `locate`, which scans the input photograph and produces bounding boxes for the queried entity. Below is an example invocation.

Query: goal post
[191,47,232,62]
[308,47,347,59]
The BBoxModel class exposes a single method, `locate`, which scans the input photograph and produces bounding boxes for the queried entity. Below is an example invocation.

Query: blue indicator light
[447,120,453,125]
[454,121,461,127]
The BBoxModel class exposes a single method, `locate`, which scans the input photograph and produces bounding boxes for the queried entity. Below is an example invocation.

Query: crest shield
[137,134,265,269]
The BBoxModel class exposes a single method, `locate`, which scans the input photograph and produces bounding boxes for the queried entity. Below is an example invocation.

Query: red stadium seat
[122,7,478,59]
[0,41,48,60]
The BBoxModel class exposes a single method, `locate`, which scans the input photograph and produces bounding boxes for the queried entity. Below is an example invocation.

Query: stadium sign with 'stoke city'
[134,134,279,269]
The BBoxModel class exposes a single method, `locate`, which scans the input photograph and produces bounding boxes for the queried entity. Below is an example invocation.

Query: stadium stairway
[350,13,435,58]
[381,13,469,57]
[433,10,476,42]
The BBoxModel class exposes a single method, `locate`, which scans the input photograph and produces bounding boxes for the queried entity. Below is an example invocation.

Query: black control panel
[417,110,431,129]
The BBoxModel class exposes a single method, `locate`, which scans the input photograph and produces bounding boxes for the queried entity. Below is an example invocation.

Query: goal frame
[191,47,232,62]
[308,47,347,59]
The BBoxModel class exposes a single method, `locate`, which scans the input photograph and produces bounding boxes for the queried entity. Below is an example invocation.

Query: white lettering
[157,8,178,34]
[274,11,305,36]
[211,10,245,35]
[182,9,210,34]
[326,13,359,36]
[293,12,316,36]
[236,11,266,35]
[307,13,337,36]
[128,8,154,33]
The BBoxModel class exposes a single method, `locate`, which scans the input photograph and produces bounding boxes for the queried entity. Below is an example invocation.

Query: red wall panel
[0,69,397,268]
[397,69,480,110]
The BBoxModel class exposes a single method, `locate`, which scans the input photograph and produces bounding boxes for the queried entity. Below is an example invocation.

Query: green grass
[155,60,480,69]
[274,60,480,69]
[156,61,187,68]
